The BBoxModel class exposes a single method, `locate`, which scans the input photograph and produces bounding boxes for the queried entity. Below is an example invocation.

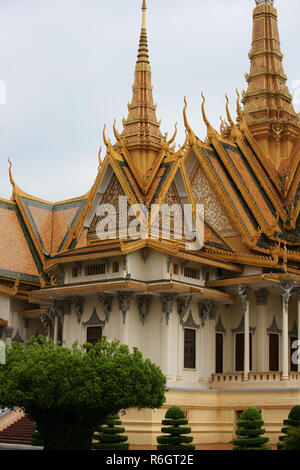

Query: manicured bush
[232,407,271,450]
[277,405,300,450]
[92,414,129,450]
[157,406,195,451]
[281,426,300,450]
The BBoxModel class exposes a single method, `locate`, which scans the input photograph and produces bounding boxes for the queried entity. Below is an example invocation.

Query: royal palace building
[0,0,300,445]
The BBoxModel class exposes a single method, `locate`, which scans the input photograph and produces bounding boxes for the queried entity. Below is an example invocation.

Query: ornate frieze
[198,301,216,328]
[183,311,200,329]
[12,329,24,344]
[231,316,256,335]
[117,292,134,324]
[160,294,177,325]
[97,293,113,324]
[215,315,226,335]
[177,296,192,325]
[255,288,269,306]
[236,286,251,312]
[83,307,105,328]
[136,295,152,325]
[267,316,282,335]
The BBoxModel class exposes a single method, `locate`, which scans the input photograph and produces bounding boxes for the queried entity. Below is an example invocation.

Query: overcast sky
[0,0,299,202]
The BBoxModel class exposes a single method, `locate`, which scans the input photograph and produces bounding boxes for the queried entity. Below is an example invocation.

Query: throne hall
[0,0,299,445]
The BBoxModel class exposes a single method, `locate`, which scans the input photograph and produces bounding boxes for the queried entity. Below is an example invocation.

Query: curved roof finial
[183,97,196,146]
[236,89,242,120]
[201,92,219,140]
[225,94,234,127]
[8,158,15,187]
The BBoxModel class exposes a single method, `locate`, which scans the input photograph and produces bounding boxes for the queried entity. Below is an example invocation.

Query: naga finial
[201,92,219,140]
[225,94,234,127]
[8,158,15,187]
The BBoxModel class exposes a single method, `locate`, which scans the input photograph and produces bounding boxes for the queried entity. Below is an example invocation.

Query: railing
[210,371,300,389]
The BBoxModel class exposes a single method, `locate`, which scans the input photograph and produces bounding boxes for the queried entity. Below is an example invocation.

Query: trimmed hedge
[278,406,300,450]
[157,406,195,451]
[232,407,271,451]
[92,414,129,450]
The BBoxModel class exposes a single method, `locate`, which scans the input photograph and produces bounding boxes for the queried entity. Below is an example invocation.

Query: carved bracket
[280,282,293,313]
[136,295,153,325]
[97,293,113,324]
[198,301,216,328]
[72,296,85,324]
[160,294,177,325]
[117,291,134,324]
[177,296,192,325]
[236,286,251,312]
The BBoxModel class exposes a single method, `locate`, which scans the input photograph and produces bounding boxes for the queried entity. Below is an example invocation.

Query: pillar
[53,316,59,345]
[280,282,293,380]
[237,286,251,381]
[255,289,269,371]
[160,294,177,380]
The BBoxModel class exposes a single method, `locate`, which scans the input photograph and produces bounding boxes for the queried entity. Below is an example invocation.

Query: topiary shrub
[157,406,195,451]
[278,405,300,450]
[281,426,300,451]
[92,414,129,450]
[232,407,271,450]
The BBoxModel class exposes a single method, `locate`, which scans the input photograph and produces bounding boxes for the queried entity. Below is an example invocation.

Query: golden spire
[242,0,300,167]
[121,0,163,174]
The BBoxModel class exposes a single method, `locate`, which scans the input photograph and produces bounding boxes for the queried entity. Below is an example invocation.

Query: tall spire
[242,0,300,168]
[121,0,163,174]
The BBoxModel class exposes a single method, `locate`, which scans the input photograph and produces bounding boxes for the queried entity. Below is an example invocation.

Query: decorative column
[280,282,293,380]
[255,288,269,372]
[177,296,192,381]
[237,286,251,381]
[198,301,217,381]
[117,292,134,344]
[297,288,300,373]
[160,294,177,380]
[4,327,14,347]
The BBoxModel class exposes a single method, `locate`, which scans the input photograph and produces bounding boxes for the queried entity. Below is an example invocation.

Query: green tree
[281,426,300,451]
[157,406,195,451]
[0,336,166,450]
[278,405,300,450]
[92,413,129,450]
[232,407,271,450]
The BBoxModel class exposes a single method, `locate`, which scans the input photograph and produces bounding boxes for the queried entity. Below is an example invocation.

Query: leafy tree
[278,406,300,450]
[157,406,195,451]
[0,336,166,450]
[31,428,44,447]
[281,426,300,451]
[232,407,271,450]
[92,413,129,450]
